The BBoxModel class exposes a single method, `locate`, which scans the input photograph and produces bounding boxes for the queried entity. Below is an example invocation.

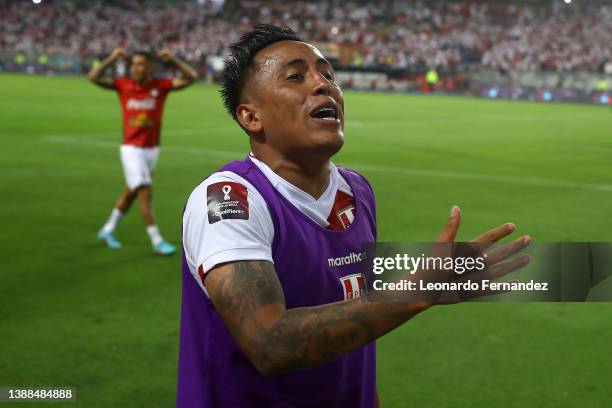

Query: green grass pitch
[1,73,611,407]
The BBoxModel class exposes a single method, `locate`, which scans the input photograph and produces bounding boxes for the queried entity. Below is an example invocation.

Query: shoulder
[337,166,366,180]
[186,171,258,204]
[184,170,269,224]
[182,169,276,279]
[337,167,375,195]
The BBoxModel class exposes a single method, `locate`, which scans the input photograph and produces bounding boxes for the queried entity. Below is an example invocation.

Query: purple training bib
[177,157,377,407]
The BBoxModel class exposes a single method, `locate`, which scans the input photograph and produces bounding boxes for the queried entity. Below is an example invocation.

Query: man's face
[130,55,152,83]
[242,41,345,159]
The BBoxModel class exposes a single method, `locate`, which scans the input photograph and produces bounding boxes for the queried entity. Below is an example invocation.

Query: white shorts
[119,144,160,190]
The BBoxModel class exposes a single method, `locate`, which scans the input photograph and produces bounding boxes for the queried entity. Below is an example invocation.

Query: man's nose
[312,72,332,96]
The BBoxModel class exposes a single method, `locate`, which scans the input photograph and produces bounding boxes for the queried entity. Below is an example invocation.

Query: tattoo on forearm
[209,261,420,376]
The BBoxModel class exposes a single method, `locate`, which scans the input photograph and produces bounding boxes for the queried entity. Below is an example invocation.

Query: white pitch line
[44,127,237,139]
[354,163,612,192]
[42,135,612,193]
[44,135,240,159]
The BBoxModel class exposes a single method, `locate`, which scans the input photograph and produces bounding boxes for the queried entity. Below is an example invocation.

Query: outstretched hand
[434,205,531,303]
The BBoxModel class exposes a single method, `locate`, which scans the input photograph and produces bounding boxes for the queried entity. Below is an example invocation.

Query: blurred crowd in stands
[1,0,611,74]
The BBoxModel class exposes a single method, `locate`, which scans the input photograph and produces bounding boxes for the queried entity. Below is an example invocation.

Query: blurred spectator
[0,0,610,74]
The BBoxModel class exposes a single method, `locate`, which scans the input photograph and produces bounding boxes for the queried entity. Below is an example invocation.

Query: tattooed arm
[204,260,430,377]
[204,207,528,377]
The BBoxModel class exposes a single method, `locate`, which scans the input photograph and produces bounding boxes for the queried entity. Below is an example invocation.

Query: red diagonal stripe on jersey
[327,190,355,230]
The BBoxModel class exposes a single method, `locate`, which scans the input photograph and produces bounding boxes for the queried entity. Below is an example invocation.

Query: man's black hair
[132,50,154,61]
[220,24,302,122]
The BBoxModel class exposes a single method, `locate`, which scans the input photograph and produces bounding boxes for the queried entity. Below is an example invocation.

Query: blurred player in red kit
[88,48,198,255]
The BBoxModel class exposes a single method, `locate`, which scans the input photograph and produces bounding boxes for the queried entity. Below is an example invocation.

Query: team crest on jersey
[150,88,159,97]
[340,273,366,300]
[207,182,249,224]
[327,190,356,230]
[335,205,355,229]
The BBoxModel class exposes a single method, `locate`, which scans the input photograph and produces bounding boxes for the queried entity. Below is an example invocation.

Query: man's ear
[236,104,263,134]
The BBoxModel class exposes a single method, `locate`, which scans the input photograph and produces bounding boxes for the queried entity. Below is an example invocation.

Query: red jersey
[114,77,174,147]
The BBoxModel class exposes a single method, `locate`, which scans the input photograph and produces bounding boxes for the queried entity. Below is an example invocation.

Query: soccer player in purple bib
[178,25,530,407]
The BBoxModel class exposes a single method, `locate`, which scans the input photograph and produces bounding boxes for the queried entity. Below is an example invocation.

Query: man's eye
[287,73,303,81]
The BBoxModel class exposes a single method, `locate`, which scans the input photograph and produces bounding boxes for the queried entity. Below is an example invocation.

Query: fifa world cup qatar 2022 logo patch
[340,273,366,300]
[207,182,249,224]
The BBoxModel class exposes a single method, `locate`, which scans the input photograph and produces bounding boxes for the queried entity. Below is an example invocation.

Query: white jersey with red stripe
[182,155,355,291]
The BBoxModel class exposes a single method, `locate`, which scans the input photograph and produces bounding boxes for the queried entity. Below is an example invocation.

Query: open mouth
[309,102,340,123]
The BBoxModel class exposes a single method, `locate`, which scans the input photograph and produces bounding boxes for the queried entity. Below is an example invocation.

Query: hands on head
[157,48,175,62]
[109,48,175,62]
[110,48,127,61]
